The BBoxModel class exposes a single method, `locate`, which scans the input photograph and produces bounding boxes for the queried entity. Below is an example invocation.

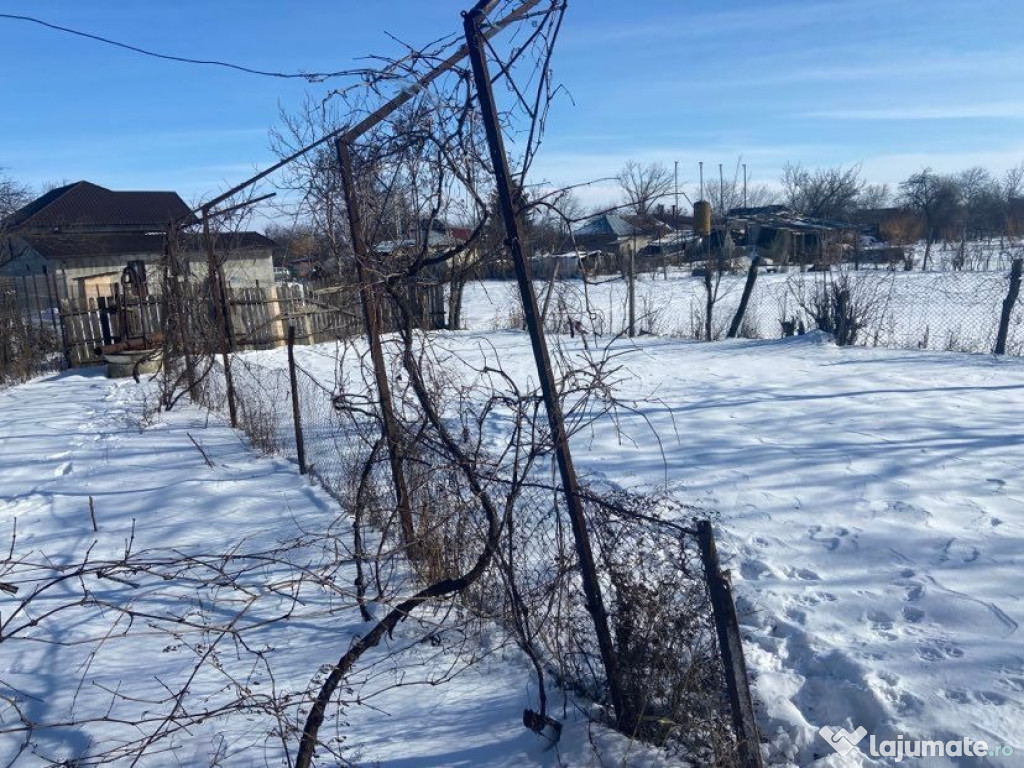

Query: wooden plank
[63,299,89,366]
[243,287,257,347]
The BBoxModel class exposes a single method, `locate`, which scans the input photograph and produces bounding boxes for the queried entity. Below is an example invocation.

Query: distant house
[573,213,642,255]
[727,205,857,269]
[530,251,584,279]
[372,218,478,261]
[1,181,275,298]
[571,213,674,274]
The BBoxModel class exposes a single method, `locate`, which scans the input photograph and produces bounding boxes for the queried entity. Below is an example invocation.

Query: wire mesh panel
[190,344,743,763]
[474,262,1024,356]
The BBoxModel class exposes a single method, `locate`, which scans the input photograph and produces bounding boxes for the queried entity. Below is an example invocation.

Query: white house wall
[2,243,274,296]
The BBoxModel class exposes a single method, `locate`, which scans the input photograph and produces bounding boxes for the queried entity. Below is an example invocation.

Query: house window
[79,272,120,301]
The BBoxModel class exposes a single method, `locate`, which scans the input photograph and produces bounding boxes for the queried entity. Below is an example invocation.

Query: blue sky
[3,0,1023,213]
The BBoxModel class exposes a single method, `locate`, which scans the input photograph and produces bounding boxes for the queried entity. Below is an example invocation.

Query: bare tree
[618,160,672,216]
[898,168,961,270]
[1004,162,1024,240]
[0,171,31,221]
[781,162,864,220]
[879,211,924,270]
[0,171,32,268]
[270,97,353,281]
[956,167,1002,239]
[857,183,892,211]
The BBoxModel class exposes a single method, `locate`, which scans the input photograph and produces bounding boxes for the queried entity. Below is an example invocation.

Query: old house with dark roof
[1,181,275,298]
[727,205,858,269]
[571,213,674,275]
[572,213,642,254]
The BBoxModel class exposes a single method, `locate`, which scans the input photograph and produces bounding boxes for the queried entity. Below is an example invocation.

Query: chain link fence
[187,338,745,764]
[468,261,1024,356]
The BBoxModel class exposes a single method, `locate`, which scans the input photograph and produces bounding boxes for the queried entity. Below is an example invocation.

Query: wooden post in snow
[994,258,1022,355]
[697,519,763,768]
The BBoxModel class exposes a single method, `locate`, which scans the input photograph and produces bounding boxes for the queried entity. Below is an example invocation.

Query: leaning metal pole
[335,139,417,550]
[463,4,633,729]
[202,207,238,427]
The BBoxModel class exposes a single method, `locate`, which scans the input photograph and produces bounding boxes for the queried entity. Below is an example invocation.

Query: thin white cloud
[804,102,1024,120]
[859,147,1024,184]
[732,51,1023,88]
[564,0,891,46]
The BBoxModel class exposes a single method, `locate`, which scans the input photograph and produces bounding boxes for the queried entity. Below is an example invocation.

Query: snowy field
[3,296,1024,764]
[250,326,1024,767]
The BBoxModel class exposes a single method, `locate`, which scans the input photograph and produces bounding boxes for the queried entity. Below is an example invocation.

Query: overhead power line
[0,12,361,82]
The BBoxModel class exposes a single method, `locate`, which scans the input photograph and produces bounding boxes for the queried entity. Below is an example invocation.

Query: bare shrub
[791,269,894,346]
[0,280,62,388]
[589,495,738,764]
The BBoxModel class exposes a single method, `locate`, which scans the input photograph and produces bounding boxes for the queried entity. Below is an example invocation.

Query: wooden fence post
[994,258,1022,355]
[697,520,763,768]
[287,324,307,475]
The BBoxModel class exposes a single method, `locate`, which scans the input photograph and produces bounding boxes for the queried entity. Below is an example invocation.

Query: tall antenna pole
[719,163,725,213]
[674,160,679,219]
[699,161,704,202]
[743,163,748,208]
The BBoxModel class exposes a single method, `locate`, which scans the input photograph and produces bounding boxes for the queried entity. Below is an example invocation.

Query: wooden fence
[6,273,446,368]
[230,283,365,348]
[61,288,163,366]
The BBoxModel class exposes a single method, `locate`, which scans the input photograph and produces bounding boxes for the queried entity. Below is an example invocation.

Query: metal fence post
[464,3,634,731]
[202,208,237,427]
[335,138,417,549]
[287,324,307,475]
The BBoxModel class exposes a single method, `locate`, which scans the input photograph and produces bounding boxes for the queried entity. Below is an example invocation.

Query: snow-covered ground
[0,370,659,767]
[263,326,1024,767]
[3,290,1023,765]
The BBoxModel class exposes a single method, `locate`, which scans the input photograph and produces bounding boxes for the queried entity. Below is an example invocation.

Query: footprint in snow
[943,688,971,705]
[809,524,857,552]
[997,676,1024,693]
[974,690,1010,706]
[886,500,932,523]
[781,565,820,581]
[785,607,807,626]
[740,561,767,581]
[867,609,895,631]
[917,640,964,662]
[941,538,983,564]
[902,606,925,623]
[795,591,837,607]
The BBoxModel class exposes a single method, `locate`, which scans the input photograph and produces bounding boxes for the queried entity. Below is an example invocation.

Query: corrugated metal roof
[728,206,855,233]
[573,213,639,238]
[373,228,458,254]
